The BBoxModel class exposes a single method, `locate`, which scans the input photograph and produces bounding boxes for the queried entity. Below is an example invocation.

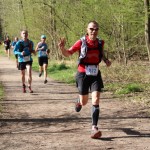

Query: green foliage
[48,63,69,72]
[100,61,149,84]
[0,0,148,62]
[0,46,5,55]
[47,62,76,84]
[115,83,143,95]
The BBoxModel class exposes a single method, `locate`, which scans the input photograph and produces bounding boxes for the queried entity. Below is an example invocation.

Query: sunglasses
[22,32,28,34]
[89,28,99,31]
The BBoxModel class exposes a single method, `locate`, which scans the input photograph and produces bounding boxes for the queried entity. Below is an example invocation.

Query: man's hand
[21,51,26,56]
[40,46,45,50]
[58,38,66,50]
[32,50,36,56]
[105,59,111,67]
[58,38,70,57]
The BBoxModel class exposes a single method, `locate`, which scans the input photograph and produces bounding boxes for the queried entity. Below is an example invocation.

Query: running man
[12,37,19,68]
[35,35,50,84]
[14,30,35,93]
[58,21,111,139]
[3,36,11,58]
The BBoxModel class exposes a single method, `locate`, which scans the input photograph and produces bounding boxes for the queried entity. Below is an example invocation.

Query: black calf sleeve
[92,105,100,126]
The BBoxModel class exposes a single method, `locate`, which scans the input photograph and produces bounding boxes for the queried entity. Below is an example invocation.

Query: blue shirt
[14,39,34,62]
[12,41,18,54]
[37,42,48,58]
[12,41,17,47]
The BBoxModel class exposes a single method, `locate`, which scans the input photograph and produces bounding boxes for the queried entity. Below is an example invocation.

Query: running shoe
[44,80,48,84]
[91,126,102,139]
[75,98,82,112]
[39,72,43,77]
[28,86,33,93]
[23,84,26,93]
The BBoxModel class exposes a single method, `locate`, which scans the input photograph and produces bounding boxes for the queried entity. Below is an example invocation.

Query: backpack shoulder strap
[79,36,87,59]
[27,39,34,53]
[96,37,103,51]
[80,36,86,42]
[97,38,105,61]
[19,40,24,52]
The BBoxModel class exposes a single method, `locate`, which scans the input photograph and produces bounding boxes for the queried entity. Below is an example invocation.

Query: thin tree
[20,0,28,29]
[144,0,150,61]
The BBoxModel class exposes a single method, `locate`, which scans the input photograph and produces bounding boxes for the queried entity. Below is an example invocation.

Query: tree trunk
[20,0,28,30]
[144,0,150,61]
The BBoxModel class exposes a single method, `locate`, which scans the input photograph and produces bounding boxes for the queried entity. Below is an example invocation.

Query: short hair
[87,21,99,28]
[15,37,19,40]
[21,30,28,34]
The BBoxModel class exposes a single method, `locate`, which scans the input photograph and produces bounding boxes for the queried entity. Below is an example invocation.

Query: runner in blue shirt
[35,35,50,84]
[14,30,35,93]
[11,37,19,68]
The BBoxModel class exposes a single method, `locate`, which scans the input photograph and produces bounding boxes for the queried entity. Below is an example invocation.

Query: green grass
[32,55,77,84]
[45,61,76,84]
[0,46,5,56]
[0,83,4,98]
[115,83,143,95]
[0,82,4,112]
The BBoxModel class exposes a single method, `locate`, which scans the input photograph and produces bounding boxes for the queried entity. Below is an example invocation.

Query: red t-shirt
[67,36,104,72]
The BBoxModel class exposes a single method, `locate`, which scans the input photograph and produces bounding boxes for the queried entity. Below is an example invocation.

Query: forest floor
[0,55,150,150]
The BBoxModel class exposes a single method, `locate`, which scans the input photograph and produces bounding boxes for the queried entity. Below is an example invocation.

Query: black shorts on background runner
[18,61,33,70]
[5,46,11,50]
[38,57,48,66]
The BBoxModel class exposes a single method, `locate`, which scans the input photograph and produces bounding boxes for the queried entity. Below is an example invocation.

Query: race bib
[41,51,47,56]
[23,56,30,62]
[85,65,98,76]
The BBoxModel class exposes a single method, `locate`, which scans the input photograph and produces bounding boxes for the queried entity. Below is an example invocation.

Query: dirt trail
[0,55,149,150]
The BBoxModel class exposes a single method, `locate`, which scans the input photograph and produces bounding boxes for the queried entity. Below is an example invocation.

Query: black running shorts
[18,61,32,70]
[75,71,104,95]
[5,46,11,50]
[38,57,48,66]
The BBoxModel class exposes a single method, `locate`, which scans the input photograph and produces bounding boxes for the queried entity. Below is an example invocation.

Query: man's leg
[8,48,10,58]
[75,94,88,112]
[75,72,89,112]
[79,95,89,106]
[43,63,48,84]
[91,91,100,126]
[39,65,43,77]
[26,64,33,93]
[21,69,26,93]
[38,58,43,77]
[91,91,101,138]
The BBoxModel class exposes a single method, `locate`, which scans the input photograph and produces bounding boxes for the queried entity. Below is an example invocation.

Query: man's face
[15,37,18,41]
[41,38,46,42]
[21,31,28,39]
[87,23,99,40]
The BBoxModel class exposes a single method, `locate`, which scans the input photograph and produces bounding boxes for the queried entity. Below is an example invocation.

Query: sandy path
[0,55,149,150]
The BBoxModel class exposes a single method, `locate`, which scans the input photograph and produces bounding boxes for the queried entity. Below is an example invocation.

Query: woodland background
[0,0,150,64]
